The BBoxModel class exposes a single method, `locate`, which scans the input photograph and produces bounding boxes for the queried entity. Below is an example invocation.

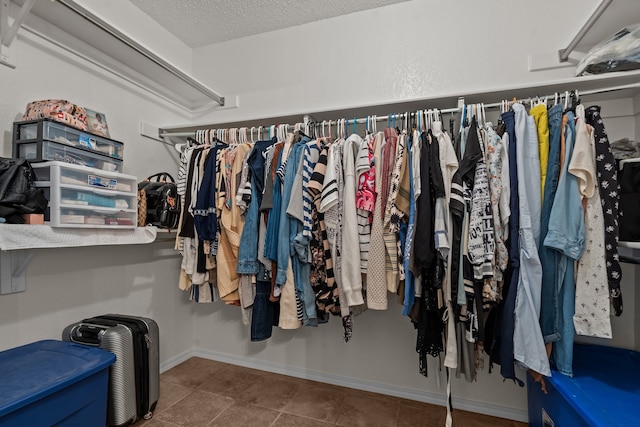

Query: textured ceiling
[129,0,409,48]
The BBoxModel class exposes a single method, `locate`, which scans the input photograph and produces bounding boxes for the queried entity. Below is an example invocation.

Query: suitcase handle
[82,317,119,327]
[73,325,104,345]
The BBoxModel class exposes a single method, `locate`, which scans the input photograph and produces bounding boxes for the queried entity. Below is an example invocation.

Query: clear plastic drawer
[14,119,124,160]
[17,140,123,173]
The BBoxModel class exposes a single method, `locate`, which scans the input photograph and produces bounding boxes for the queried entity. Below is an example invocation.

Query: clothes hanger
[449,112,455,137]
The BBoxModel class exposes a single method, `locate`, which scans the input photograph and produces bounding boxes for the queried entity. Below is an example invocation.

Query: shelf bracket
[0,0,38,68]
[0,249,34,294]
[558,0,613,62]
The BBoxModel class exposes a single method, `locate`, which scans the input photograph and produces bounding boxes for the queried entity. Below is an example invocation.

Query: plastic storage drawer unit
[0,340,115,427]
[13,119,124,173]
[527,344,640,427]
[32,161,138,228]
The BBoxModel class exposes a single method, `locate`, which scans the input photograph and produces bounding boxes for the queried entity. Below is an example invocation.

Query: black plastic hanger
[565,90,580,114]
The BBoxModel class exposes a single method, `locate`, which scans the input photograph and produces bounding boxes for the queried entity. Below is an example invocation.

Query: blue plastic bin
[0,339,115,427]
[527,344,640,427]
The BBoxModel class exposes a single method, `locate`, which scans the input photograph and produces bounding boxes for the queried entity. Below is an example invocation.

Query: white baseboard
[160,349,194,373]
[190,347,528,423]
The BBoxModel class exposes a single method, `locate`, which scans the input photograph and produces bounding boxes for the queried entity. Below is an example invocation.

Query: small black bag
[138,172,180,229]
[0,157,48,224]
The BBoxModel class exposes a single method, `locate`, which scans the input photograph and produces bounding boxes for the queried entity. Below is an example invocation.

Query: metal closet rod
[160,82,640,138]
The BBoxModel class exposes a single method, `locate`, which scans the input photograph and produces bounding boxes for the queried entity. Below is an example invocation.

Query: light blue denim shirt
[544,112,585,261]
[512,103,550,377]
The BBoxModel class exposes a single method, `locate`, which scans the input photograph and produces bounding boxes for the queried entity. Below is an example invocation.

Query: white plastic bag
[576,24,640,76]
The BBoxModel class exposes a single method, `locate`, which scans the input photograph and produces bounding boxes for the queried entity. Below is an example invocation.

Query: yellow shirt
[530,104,550,201]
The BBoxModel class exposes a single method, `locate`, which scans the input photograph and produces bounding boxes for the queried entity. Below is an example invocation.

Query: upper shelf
[14,0,224,112]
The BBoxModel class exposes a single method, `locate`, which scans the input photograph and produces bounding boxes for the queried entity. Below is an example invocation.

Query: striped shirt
[302,140,321,237]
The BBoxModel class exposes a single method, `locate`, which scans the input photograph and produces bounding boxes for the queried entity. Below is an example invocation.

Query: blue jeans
[544,112,583,376]
[539,104,563,342]
[291,228,317,326]
[550,259,576,376]
[251,279,279,341]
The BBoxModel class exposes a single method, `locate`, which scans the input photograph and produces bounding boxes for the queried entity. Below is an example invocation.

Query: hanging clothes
[543,111,582,377]
[366,131,388,310]
[178,93,625,401]
[585,106,623,317]
[511,103,549,377]
[571,105,612,340]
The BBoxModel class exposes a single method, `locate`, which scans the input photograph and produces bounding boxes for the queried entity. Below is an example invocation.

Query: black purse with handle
[0,157,48,223]
[138,172,180,229]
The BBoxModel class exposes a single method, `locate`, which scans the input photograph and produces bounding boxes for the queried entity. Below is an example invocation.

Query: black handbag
[0,157,48,224]
[138,172,180,229]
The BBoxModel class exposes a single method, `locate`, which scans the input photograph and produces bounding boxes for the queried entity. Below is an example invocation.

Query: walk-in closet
[1,1,639,426]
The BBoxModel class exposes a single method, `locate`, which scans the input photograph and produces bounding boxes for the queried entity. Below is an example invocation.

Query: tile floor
[139,357,526,427]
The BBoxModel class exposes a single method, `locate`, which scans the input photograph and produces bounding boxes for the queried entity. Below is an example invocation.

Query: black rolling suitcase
[62,314,159,426]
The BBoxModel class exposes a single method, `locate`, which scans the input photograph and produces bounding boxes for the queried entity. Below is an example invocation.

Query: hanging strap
[445,368,453,427]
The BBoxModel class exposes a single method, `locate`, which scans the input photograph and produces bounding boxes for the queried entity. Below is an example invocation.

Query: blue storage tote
[0,339,115,427]
[527,344,640,427]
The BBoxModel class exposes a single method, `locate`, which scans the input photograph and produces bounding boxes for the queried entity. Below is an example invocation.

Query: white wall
[190,0,600,125]
[0,20,194,365]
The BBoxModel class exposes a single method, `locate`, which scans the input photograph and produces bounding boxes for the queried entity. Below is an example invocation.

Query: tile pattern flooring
[139,357,526,427]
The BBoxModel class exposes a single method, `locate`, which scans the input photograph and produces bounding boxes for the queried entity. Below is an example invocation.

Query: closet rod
[159,81,640,138]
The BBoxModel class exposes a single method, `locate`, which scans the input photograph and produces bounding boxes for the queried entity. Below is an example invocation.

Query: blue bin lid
[0,340,115,417]
[549,344,640,427]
